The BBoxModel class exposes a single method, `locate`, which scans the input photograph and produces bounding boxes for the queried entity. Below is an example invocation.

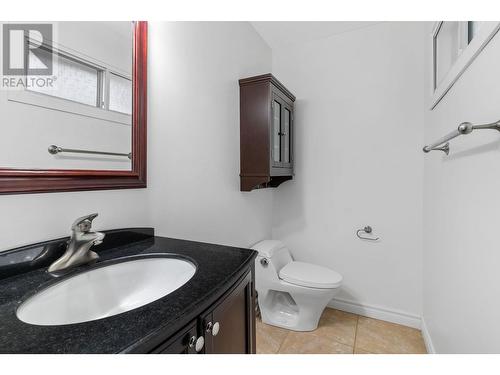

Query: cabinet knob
[188,335,196,347]
[195,336,205,352]
[206,321,220,336]
[212,322,220,336]
[205,321,213,333]
[189,335,205,352]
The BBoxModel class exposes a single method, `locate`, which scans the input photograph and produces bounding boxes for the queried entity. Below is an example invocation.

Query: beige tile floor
[256,308,427,354]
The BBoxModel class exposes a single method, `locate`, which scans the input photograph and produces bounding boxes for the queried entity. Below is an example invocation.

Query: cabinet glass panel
[284,108,291,163]
[273,100,281,162]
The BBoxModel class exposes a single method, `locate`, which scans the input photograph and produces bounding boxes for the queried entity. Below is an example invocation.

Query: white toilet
[251,240,342,331]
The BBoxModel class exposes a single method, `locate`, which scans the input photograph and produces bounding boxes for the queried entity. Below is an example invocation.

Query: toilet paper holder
[356,226,380,241]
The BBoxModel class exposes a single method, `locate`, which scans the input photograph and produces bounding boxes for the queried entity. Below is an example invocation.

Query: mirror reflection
[1,21,133,171]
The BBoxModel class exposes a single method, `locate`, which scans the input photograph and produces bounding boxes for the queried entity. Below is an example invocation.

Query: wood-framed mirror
[0,21,147,194]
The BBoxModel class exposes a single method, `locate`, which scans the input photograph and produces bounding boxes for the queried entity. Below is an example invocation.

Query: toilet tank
[251,240,293,272]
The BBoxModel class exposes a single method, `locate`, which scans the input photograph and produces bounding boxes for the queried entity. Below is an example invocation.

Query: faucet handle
[71,213,99,232]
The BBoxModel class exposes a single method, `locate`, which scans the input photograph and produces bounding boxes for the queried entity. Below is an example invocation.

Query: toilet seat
[279,261,343,289]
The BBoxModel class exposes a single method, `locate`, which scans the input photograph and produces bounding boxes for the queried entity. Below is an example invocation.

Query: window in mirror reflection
[29,47,100,107]
[109,72,132,115]
[27,43,132,115]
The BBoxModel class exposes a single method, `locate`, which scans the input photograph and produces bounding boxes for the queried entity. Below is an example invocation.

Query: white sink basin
[16,256,196,326]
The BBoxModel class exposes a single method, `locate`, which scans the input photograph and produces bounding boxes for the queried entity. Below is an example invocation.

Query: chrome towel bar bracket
[423,120,500,155]
[425,142,449,155]
[48,145,132,159]
[356,226,379,241]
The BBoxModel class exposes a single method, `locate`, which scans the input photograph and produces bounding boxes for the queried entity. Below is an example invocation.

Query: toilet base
[258,285,339,331]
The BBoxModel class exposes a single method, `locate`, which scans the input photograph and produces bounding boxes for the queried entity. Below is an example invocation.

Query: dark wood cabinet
[151,271,255,354]
[239,73,296,192]
[153,320,199,354]
[201,270,254,354]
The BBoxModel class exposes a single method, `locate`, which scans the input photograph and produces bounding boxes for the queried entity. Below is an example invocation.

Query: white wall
[0,189,150,251]
[271,22,425,323]
[423,25,500,353]
[146,22,274,248]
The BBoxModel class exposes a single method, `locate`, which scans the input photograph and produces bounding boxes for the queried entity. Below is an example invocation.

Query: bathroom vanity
[0,228,257,354]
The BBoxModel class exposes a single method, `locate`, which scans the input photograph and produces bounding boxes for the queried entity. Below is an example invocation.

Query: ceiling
[250,22,382,50]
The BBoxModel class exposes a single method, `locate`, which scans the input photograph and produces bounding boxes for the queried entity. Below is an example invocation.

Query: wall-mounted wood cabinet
[239,74,296,192]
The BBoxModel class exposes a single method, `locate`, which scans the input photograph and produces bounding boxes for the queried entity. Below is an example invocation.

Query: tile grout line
[315,309,360,352]
[322,316,358,351]
[352,315,360,354]
[276,331,289,354]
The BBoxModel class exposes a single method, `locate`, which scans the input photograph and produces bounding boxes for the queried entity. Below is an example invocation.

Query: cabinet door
[153,321,202,354]
[201,272,255,354]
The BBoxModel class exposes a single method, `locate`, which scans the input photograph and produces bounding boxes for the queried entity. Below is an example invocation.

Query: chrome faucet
[48,213,105,274]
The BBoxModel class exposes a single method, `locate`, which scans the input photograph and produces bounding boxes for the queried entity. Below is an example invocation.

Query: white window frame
[430,21,500,109]
[6,37,132,125]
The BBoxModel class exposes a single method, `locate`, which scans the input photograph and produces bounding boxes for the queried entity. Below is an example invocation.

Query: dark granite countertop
[0,228,257,353]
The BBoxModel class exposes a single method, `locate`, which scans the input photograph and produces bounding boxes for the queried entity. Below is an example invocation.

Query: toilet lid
[279,261,343,289]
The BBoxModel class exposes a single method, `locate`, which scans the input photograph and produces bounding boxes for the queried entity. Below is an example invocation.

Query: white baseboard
[420,317,436,354]
[328,298,421,329]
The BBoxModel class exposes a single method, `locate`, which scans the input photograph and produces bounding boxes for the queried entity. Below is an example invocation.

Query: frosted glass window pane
[29,49,98,106]
[109,73,132,115]
[435,22,460,87]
